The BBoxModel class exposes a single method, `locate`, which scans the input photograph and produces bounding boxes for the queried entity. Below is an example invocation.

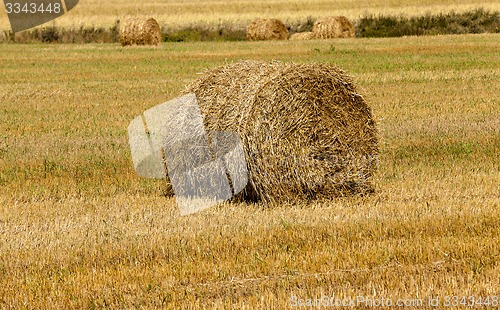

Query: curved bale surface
[312,16,355,39]
[185,60,378,204]
[246,18,288,41]
[120,18,161,46]
[289,31,315,40]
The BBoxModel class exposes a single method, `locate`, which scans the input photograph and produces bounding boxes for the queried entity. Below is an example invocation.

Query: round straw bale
[289,31,315,40]
[312,16,355,39]
[246,18,288,41]
[120,18,161,46]
[184,60,378,204]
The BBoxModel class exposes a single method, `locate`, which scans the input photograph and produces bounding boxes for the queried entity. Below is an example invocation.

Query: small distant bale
[289,31,315,40]
[120,18,161,46]
[246,18,288,41]
[185,60,378,204]
[312,16,355,39]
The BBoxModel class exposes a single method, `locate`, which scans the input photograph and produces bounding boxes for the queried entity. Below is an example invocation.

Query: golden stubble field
[0,32,499,308]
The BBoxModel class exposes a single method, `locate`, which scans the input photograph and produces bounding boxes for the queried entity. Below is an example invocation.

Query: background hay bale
[120,18,161,46]
[289,31,315,40]
[184,60,378,204]
[246,18,288,41]
[312,16,355,39]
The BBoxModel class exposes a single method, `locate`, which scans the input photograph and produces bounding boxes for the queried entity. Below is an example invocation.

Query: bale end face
[120,18,162,46]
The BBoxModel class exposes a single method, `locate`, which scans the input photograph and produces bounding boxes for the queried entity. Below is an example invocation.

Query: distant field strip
[0,0,499,29]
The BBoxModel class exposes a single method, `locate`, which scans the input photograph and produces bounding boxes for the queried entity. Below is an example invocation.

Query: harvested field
[0,32,498,308]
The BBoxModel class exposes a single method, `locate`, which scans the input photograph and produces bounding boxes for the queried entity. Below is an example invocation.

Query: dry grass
[0,33,499,308]
[119,18,161,46]
[289,31,315,40]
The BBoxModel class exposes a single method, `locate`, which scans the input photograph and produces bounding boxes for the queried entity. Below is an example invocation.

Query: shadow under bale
[184,60,378,204]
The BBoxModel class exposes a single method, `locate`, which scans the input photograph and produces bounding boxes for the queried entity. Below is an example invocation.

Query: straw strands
[184,60,378,204]
[119,18,162,46]
[289,32,315,40]
[246,18,289,41]
[312,16,355,38]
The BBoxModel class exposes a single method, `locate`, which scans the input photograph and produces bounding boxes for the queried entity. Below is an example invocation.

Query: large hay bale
[120,18,161,46]
[185,60,378,204]
[289,31,315,40]
[246,18,288,41]
[312,16,355,39]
